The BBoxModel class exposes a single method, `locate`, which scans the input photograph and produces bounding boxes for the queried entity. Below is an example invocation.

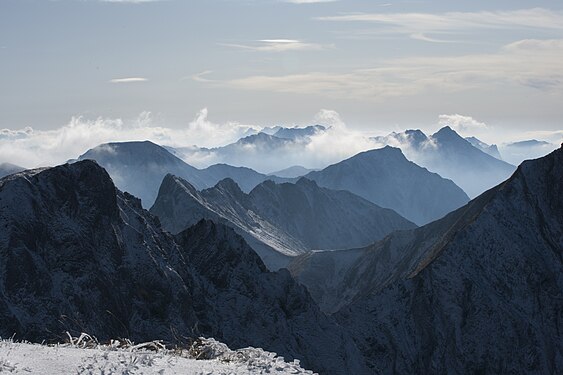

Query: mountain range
[169,125,328,173]
[0,160,367,375]
[77,141,287,207]
[373,126,516,197]
[499,139,560,166]
[304,146,470,225]
[150,175,416,269]
[291,146,563,373]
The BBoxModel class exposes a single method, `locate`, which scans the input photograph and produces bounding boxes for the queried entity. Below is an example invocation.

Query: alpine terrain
[293,146,563,373]
[0,161,367,375]
[77,141,287,207]
[150,175,416,270]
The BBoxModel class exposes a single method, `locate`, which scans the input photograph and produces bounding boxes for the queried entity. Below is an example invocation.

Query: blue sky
[1,0,562,166]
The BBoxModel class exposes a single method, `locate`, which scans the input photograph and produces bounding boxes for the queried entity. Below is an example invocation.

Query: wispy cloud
[109,77,148,83]
[438,114,488,135]
[202,39,563,101]
[284,0,338,4]
[317,8,563,41]
[220,39,330,52]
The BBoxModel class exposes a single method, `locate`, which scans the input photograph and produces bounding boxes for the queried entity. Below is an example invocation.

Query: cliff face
[0,160,367,375]
[332,148,563,374]
[0,161,199,342]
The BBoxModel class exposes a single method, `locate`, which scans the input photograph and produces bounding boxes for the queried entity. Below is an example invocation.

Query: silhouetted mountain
[0,160,367,375]
[77,141,287,207]
[167,125,330,173]
[0,162,25,178]
[374,127,516,197]
[150,175,416,270]
[304,146,469,225]
[273,125,326,140]
[293,147,563,374]
[500,139,559,165]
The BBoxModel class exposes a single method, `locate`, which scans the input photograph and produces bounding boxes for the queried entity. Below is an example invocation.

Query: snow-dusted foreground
[0,338,316,374]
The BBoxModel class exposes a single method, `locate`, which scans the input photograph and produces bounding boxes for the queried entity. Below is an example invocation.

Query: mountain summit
[375,126,516,197]
[304,146,469,225]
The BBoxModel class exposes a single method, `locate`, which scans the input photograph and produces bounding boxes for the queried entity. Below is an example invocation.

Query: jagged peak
[213,177,245,196]
[160,173,199,194]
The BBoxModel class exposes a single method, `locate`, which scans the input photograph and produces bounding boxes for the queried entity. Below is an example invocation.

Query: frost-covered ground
[0,337,316,374]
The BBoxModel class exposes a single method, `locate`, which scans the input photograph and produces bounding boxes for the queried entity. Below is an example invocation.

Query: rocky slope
[0,161,366,375]
[150,175,415,269]
[295,147,562,373]
[304,146,469,225]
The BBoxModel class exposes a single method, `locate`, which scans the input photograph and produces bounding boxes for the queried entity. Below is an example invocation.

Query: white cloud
[438,114,488,136]
[0,110,257,168]
[220,39,330,52]
[203,39,563,101]
[184,108,258,147]
[316,8,563,40]
[109,77,148,83]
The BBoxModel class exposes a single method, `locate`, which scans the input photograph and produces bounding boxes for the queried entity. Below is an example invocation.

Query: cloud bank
[1,109,559,173]
[0,110,257,169]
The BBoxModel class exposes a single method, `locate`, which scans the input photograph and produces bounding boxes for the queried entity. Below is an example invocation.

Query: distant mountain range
[77,141,288,207]
[373,126,516,197]
[150,175,415,269]
[169,125,328,173]
[269,165,314,178]
[499,139,560,165]
[291,146,563,373]
[304,146,470,225]
[0,160,367,375]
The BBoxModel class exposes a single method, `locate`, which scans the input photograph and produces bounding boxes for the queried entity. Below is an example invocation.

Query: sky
[1,0,562,167]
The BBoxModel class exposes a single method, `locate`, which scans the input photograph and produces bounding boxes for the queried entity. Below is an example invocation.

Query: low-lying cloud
[1,109,559,174]
[0,110,257,169]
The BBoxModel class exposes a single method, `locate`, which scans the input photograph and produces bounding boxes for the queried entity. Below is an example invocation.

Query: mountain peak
[358,146,407,161]
[432,125,463,140]
[214,177,244,196]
